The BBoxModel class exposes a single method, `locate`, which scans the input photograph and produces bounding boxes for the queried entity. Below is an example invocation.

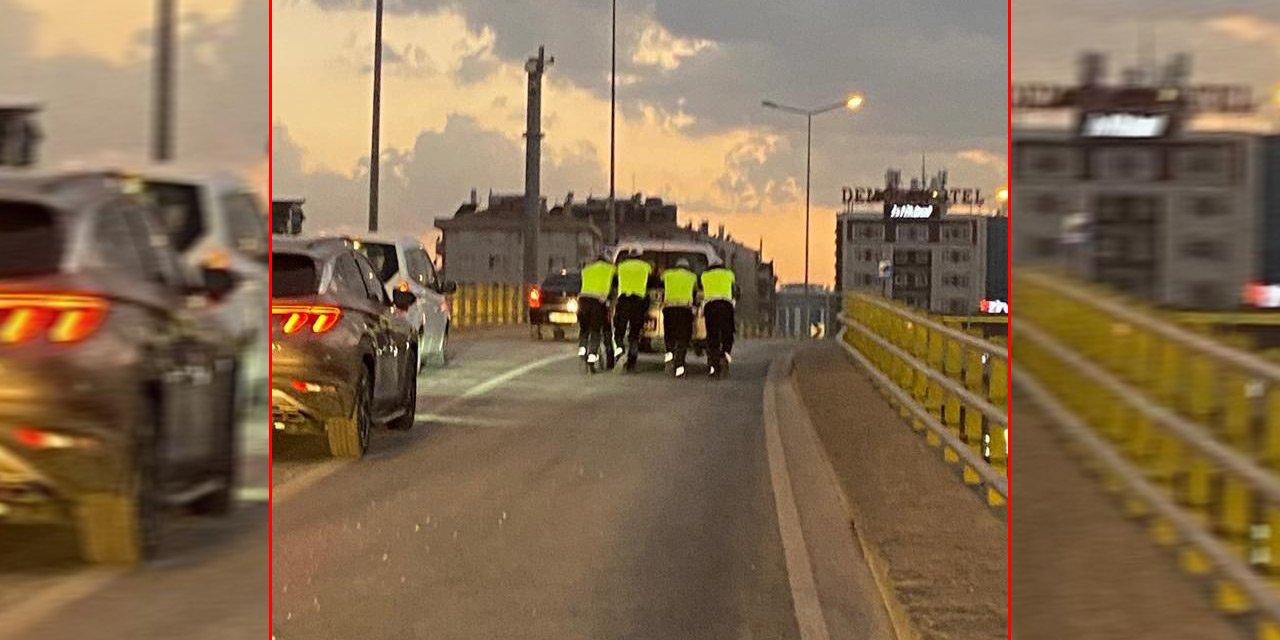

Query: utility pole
[153,0,175,163]
[608,0,618,245]
[524,47,553,289]
[368,0,384,233]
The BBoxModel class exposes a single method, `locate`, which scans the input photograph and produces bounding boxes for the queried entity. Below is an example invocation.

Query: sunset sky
[273,0,1009,286]
[0,0,268,195]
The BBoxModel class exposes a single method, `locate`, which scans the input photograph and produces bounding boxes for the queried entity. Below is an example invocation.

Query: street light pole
[152,0,175,163]
[368,0,384,233]
[608,0,618,245]
[761,94,863,337]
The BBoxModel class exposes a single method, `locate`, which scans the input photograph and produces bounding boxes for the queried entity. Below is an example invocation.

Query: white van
[609,239,720,353]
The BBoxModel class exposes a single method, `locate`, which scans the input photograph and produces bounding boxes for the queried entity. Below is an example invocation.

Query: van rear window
[272,253,319,297]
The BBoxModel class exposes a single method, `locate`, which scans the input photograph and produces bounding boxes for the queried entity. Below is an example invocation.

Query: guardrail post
[964,349,985,486]
[943,340,963,463]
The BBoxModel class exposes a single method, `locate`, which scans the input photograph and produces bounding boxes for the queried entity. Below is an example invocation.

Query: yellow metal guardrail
[447,283,524,329]
[839,293,1009,507]
[1014,270,1280,635]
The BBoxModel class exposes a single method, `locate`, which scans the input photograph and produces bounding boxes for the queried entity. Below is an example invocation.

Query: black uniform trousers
[613,294,648,367]
[704,299,735,369]
[577,297,614,367]
[662,306,694,370]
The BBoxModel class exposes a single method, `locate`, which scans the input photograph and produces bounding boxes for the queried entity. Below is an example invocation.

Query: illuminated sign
[1081,113,1171,138]
[1245,283,1280,309]
[842,187,984,206]
[889,204,934,219]
[980,299,1009,315]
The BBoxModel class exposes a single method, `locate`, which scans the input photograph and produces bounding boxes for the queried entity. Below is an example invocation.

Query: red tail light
[0,294,108,345]
[272,305,342,335]
[528,288,542,309]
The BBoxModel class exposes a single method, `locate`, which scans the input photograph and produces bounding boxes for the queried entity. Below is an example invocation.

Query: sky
[273,0,1009,287]
[1013,0,1280,130]
[0,0,269,197]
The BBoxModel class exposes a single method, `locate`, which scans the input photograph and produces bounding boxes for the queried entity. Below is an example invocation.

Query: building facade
[1012,129,1263,309]
[434,193,603,285]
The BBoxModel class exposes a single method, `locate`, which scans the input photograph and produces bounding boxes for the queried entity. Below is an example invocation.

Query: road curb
[770,352,918,640]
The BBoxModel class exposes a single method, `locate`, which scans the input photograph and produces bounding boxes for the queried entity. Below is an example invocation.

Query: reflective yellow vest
[580,260,616,300]
[662,268,697,306]
[617,259,653,297]
[701,267,735,302]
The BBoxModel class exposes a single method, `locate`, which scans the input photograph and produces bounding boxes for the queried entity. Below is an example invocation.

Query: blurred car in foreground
[0,171,243,564]
[528,269,581,341]
[343,235,454,370]
[271,237,419,458]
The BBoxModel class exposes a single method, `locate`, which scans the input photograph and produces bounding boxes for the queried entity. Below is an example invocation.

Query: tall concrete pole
[523,47,552,288]
[368,0,384,233]
[153,0,175,162]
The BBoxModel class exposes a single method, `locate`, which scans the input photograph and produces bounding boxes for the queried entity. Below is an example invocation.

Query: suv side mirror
[201,266,238,302]
[392,289,416,311]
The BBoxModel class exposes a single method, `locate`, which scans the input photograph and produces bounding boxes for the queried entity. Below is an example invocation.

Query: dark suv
[0,171,243,564]
[271,237,419,458]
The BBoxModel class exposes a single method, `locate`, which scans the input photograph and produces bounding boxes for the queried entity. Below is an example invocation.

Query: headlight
[567,299,579,313]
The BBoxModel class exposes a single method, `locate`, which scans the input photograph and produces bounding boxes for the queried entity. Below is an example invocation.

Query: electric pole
[153,0,175,163]
[608,0,618,245]
[368,0,384,233]
[524,47,553,289]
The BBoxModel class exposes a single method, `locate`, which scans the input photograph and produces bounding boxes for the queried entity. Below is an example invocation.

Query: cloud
[632,18,716,71]
[1208,13,1280,51]
[957,149,1007,173]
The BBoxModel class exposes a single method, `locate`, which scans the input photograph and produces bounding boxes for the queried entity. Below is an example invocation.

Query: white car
[346,235,455,370]
[59,167,270,406]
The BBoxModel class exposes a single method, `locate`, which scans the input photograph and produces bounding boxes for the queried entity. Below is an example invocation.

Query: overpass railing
[838,293,1009,507]
[1014,270,1280,633]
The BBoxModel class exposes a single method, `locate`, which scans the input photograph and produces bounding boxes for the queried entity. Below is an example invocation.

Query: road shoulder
[791,342,1006,640]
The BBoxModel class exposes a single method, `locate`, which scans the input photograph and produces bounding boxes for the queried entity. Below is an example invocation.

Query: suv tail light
[0,294,108,345]
[272,305,342,335]
[528,287,542,310]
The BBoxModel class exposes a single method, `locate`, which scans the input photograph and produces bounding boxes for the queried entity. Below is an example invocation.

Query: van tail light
[528,287,542,310]
[272,305,342,335]
[0,294,108,345]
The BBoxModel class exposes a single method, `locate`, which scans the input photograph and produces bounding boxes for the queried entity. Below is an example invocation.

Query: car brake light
[528,288,542,309]
[14,427,82,450]
[272,305,342,335]
[0,294,108,344]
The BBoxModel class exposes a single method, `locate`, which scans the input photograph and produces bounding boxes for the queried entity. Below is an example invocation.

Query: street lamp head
[762,100,779,109]
[845,94,865,111]
[996,187,1009,203]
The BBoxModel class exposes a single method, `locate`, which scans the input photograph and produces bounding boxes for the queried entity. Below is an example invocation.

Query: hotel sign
[1080,112,1172,138]
[888,204,934,219]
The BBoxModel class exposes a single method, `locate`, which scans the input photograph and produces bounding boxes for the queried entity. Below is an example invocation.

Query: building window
[859,274,873,286]
[1188,196,1223,218]
[854,223,880,240]
[947,299,968,314]
[942,274,970,288]
[942,223,971,242]
[1181,240,1225,260]
[1031,150,1066,174]
[861,249,876,262]
[947,249,972,263]
[1187,150,1223,175]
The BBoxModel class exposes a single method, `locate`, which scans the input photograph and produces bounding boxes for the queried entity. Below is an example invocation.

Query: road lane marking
[0,570,122,638]
[274,352,575,506]
[763,353,832,640]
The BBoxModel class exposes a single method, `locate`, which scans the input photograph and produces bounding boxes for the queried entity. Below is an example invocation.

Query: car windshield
[0,200,64,278]
[272,253,319,297]
[356,242,399,283]
[542,272,581,293]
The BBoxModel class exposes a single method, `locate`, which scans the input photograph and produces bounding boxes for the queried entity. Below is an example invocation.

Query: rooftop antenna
[920,154,926,187]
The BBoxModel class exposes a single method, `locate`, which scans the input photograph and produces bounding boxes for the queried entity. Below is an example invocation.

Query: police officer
[613,249,652,372]
[701,258,738,377]
[661,258,698,378]
[577,250,617,373]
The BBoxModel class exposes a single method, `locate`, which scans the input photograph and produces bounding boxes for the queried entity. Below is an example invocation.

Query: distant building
[434,191,603,285]
[1012,52,1269,310]
[836,168,1002,315]
[1264,135,1280,284]
[272,197,306,236]
[775,284,837,338]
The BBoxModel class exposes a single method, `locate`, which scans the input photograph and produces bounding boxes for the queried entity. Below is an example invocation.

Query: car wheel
[191,361,239,516]
[327,370,371,458]
[388,353,418,431]
[75,401,162,565]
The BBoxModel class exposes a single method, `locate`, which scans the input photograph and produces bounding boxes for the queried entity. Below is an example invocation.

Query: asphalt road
[0,400,269,640]
[271,336,889,640]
